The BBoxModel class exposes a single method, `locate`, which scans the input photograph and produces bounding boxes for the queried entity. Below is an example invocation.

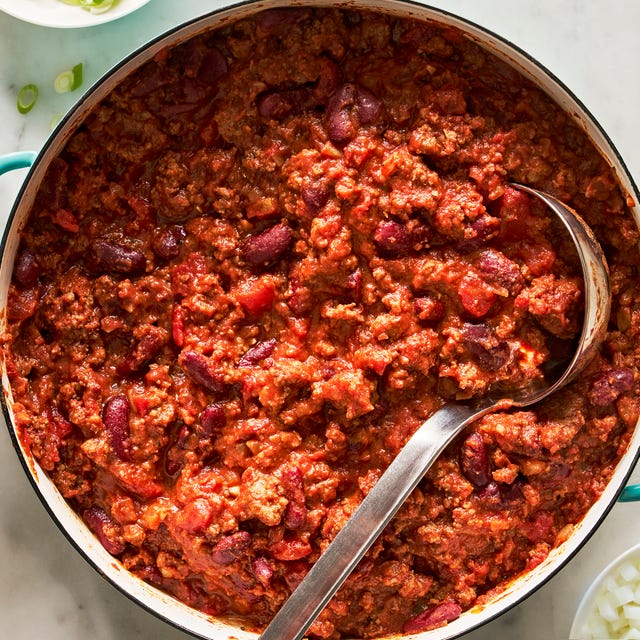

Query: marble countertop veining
[1,1,640,639]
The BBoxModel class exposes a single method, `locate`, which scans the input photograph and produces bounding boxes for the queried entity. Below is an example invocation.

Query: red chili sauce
[4,8,639,639]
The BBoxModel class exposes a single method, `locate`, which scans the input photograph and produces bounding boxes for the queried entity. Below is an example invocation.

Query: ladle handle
[259,402,483,640]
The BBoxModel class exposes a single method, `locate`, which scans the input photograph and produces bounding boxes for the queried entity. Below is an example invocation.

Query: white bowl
[571,543,640,640]
[0,0,152,28]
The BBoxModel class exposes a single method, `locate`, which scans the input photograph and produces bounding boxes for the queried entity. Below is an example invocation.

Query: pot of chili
[1,1,640,639]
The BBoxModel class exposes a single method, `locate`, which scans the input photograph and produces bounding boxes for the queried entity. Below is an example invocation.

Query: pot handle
[619,483,640,502]
[0,151,37,176]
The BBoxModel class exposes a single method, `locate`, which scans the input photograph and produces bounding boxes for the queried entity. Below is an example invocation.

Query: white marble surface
[1,1,640,639]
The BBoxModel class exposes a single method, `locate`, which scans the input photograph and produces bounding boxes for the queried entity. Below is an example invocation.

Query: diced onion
[621,564,640,583]
[583,559,640,638]
[616,586,636,607]
[624,605,640,621]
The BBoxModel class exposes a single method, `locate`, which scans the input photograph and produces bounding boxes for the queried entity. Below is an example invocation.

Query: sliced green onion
[54,63,83,94]
[87,0,116,15]
[17,84,38,114]
[49,113,64,131]
[58,0,117,14]
[54,71,74,94]
[71,63,83,90]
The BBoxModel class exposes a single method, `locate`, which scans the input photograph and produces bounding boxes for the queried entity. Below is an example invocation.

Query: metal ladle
[259,184,611,640]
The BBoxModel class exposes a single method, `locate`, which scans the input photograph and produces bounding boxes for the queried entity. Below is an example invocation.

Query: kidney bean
[257,87,310,120]
[137,565,164,587]
[403,601,462,633]
[102,394,132,462]
[457,215,499,252]
[328,107,355,144]
[117,327,167,376]
[83,505,126,556]
[461,323,510,371]
[211,530,252,565]
[199,403,226,436]
[129,64,170,98]
[325,83,383,144]
[92,239,146,275]
[460,432,490,487]
[374,220,413,256]
[589,367,634,407]
[478,481,501,504]
[301,179,331,211]
[197,47,228,85]
[281,466,305,498]
[256,7,308,32]
[241,223,293,267]
[253,557,274,587]
[479,480,531,511]
[281,466,307,530]
[13,249,40,288]
[414,295,445,323]
[476,248,524,295]
[500,480,524,505]
[355,86,383,124]
[283,502,307,531]
[549,461,571,479]
[181,350,226,394]
[287,276,312,315]
[238,339,277,367]
[151,225,186,260]
[325,83,357,143]
[461,323,491,350]
[164,456,182,478]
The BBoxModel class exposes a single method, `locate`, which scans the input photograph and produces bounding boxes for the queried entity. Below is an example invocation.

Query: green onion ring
[17,84,38,114]
[54,70,74,94]
[54,63,84,94]
[58,0,117,14]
